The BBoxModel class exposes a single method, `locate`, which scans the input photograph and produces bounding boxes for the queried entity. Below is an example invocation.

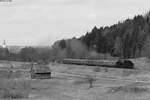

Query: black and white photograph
[0,0,150,100]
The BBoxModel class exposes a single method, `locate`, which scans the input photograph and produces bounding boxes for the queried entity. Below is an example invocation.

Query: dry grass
[73,79,88,85]
[121,70,140,77]
[131,57,150,70]
[0,79,30,99]
[0,70,24,79]
[0,61,31,99]
[108,83,148,94]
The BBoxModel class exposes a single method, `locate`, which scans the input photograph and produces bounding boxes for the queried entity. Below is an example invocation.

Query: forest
[54,12,150,59]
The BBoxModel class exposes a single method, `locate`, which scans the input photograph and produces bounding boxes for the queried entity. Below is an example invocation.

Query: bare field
[1,61,150,100]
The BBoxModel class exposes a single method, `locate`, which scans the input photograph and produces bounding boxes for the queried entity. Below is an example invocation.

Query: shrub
[93,67,101,72]
[86,75,96,89]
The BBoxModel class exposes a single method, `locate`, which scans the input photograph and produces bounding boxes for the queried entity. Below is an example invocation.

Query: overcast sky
[0,0,149,46]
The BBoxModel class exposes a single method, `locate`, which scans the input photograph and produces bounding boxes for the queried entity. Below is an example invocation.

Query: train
[62,59,134,69]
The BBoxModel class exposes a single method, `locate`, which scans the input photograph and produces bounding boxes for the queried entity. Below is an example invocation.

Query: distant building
[2,40,6,48]
[0,40,9,59]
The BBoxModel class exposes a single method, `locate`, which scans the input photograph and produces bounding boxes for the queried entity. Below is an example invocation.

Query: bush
[93,67,101,72]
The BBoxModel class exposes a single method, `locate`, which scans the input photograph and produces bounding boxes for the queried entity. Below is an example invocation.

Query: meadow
[0,60,150,100]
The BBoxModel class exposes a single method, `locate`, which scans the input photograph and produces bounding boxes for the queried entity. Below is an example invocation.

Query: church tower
[2,40,6,48]
[0,40,9,59]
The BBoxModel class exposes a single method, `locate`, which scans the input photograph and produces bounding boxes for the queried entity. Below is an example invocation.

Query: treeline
[0,40,113,63]
[51,39,114,60]
[0,47,52,63]
[56,12,150,59]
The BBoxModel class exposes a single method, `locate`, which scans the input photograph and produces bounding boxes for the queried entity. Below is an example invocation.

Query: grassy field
[0,60,150,100]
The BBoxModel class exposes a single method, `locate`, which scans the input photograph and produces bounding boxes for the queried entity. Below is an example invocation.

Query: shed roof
[32,64,51,73]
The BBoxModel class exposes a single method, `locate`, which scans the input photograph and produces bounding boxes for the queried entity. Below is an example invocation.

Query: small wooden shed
[30,64,51,79]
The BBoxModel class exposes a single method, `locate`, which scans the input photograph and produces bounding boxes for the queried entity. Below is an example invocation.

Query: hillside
[53,12,150,59]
